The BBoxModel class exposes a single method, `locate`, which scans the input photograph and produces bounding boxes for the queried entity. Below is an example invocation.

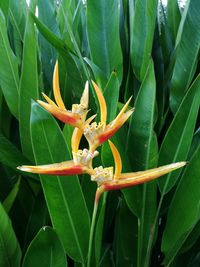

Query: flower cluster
[18,62,186,199]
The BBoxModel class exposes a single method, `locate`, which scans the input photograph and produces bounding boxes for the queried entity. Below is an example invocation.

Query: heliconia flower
[17,161,90,176]
[93,141,186,200]
[17,150,97,177]
[84,81,134,152]
[37,62,89,128]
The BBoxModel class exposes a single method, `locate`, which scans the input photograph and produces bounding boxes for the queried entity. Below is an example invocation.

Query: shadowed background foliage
[0,0,199,266]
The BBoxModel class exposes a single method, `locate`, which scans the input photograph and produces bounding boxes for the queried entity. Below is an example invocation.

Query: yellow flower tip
[17,165,32,172]
[84,114,97,125]
[71,127,83,153]
[41,93,57,107]
[80,81,89,108]
[108,140,122,176]
[37,99,49,109]
[116,96,133,120]
[113,101,134,128]
[92,80,107,124]
[53,61,66,110]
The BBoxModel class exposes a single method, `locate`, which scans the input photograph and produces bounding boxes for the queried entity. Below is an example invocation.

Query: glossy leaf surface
[0,203,21,267]
[30,102,90,263]
[23,227,67,267]
[158,74,200,193]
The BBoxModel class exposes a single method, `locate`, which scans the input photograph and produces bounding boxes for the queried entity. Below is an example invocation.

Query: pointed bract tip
[80,81,89,108]
[17,165,32,172]
[85,114,97,125]
[108,140,122,176]
[53,61,66,110]
[41,93,57,107]
[92,80,107,124]
[71,127,83,152]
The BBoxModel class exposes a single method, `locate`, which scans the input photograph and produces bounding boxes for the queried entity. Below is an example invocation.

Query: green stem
[144,179,170,267]
[137,184,147,267]
[87,188,103,267]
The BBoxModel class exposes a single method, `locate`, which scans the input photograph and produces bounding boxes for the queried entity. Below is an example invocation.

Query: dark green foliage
[0,1,199,266]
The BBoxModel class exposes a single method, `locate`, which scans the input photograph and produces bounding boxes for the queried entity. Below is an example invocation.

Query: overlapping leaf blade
[167,0,181,44]
[23,227,67,267]
[38,0,58,84]
[19,11,38,161]
[158,74,200,193]
[161,145,200,265]
[0,133,36,179]
[170,0,200,112]
[87,0,123,82]
[126,60,157,267]
[30,102,90,263]
[0,202,21,267]
[130,0,158,81]
[0,10,19,118]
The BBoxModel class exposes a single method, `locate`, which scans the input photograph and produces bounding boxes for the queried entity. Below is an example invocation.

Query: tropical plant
[0,0,199,267]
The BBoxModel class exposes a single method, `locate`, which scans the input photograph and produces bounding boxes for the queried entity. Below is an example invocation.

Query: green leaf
[127,60,157,170]
[0,10,19,118]
[113,199,137,267]
[31,13,76,58]
[23,190,49,251]
[161,146,200,266]
[0,0,10,24]
[167,0,181,44]
[103,71,120,122]
[130,0,158,81]
[179,220,200,254]
[22,227,67,267]
[19,11,39,161]
[87,0,123,81]
[127,60,157,267]
[0,202,21,267]
[57,0,76,50]
[0,133,37,180]
[170,0,200,112]
[38,0,58,84]
[30,102,90,263]
[3,178,20,213]
[158,74,200,193]
[9,0,27,41]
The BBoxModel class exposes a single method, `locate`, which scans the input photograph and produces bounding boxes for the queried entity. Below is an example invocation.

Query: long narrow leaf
[19,11,39,161]
[23,227,67,267]
[170,0,200,112]
[161,145,200,265]
[0,10,19,118]
[30,102,90,263]
[0,133,37,180]
[87,0,123,81]
[130,0,158,81]
[158,74,200,193]
[127,60,157,267]
[0,202,21,267]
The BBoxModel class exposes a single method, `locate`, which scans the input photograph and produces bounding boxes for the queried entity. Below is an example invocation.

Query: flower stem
[87,187,104,267]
